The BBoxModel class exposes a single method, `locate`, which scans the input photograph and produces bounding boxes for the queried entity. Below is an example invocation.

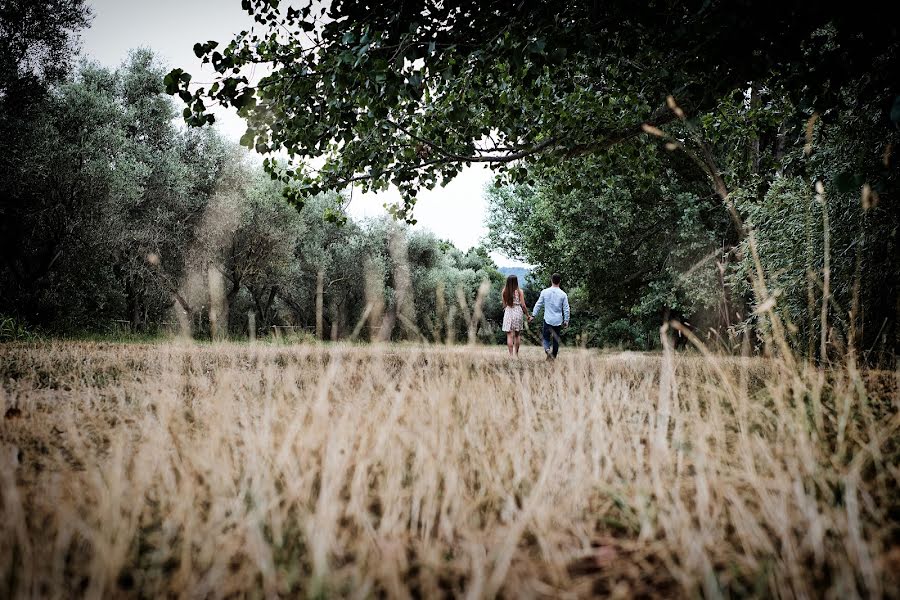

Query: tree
[110,49,211,330]
[486,58,899,354]
[0,62,125,328]
[0,0,92,320]
[728,90,900,360]
[0,51,236,333]
[168,0,898,219]
[0,0,91,134]
[406,235,504,343]
[230,175,308,332]
[486,140,727,349]
[1,23,513,342]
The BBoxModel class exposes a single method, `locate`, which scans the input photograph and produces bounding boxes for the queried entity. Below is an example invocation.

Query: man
[530,273,570,359]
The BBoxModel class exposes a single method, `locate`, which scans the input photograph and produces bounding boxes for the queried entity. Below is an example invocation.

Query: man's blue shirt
[532,286,570,326]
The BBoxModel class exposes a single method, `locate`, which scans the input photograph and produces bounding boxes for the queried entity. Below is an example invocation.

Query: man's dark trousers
[542,323,562,358]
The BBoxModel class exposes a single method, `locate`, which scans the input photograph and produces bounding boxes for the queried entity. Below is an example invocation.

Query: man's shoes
[544,348,552,360]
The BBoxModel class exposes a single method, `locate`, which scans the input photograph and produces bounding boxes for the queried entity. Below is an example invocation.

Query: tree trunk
[264,286,277,326]
[126,277,140,332]
[315,269,324,340]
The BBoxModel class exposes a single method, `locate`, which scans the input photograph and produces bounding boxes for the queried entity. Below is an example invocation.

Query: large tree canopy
[1,0,92,296]
[0,0,91,101]
[0,0,91,158]
[168,0,898,218]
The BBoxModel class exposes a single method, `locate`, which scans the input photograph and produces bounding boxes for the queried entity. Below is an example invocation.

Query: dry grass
[0,340,898,598]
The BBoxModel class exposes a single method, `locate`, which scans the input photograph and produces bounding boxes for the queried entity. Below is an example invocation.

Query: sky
[80,0,528,267]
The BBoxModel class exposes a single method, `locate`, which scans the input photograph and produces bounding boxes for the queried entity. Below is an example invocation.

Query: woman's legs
[506,331,515,355]
[513,330,521,355]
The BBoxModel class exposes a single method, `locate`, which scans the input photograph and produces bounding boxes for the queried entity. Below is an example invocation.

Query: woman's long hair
[502,274,519,308]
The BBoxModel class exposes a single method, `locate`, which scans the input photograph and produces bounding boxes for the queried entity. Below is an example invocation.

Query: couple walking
[501,273,570,359]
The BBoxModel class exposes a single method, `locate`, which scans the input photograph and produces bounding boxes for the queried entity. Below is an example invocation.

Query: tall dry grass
[1,339,897,598]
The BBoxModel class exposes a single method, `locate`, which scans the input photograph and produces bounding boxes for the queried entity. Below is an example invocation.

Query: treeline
[488,75,899,360]
[155,0,899,361]
[5,2,897,357]
[0,47,504,341]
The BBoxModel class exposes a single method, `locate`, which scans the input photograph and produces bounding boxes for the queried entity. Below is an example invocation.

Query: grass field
[1,341,898,598]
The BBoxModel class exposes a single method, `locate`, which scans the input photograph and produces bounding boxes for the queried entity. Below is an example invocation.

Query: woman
[501,274,531,356]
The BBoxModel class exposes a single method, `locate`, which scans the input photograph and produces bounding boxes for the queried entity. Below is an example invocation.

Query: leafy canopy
[168,0,898,220]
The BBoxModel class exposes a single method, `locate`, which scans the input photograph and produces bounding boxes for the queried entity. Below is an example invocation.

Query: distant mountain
[498,266,531,286]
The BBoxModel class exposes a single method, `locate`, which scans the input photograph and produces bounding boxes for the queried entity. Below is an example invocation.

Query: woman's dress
[502,294,524,332]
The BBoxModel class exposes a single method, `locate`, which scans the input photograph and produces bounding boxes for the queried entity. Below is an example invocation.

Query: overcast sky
[80,0,528,267]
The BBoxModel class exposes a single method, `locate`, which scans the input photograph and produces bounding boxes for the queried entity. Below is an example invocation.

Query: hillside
[498,266,531,286]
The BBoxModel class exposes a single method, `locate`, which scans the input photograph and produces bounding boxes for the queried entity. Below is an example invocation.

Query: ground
[1,341,898,598]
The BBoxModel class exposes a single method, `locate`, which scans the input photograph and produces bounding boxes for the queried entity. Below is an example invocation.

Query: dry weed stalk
[0,341,897,598]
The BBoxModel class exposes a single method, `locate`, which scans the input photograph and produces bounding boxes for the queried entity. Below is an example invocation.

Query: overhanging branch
[334,102,678,188]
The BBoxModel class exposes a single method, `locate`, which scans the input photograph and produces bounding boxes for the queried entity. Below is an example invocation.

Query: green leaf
[232,90,256,110]
[528,38,547,54]
[163,68,183,95]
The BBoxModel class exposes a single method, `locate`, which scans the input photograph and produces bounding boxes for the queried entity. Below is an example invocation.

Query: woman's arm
[520,289,531,317]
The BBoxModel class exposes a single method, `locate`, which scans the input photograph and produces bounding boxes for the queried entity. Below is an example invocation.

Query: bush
[0,315,37,342]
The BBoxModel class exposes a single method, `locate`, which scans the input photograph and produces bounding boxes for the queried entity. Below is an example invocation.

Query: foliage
[484,30,898,356]
[0,315,37,342]
[1,48,502,343]
[486,139,728,349]
[707,69,899,359]
[168,0,897,220]
[0,0,93,320]
[731,171,898,360]
[1,58,503,342]
[5,2,898,358]
[0,0,91,138]
[0,51,223,331]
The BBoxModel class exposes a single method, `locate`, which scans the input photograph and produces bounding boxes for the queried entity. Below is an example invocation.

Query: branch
[333,102,678,188]
[385,119,561,163]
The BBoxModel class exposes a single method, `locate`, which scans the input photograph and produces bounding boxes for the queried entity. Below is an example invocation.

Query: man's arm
[563,294,570,326]
[532,290,545,318]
